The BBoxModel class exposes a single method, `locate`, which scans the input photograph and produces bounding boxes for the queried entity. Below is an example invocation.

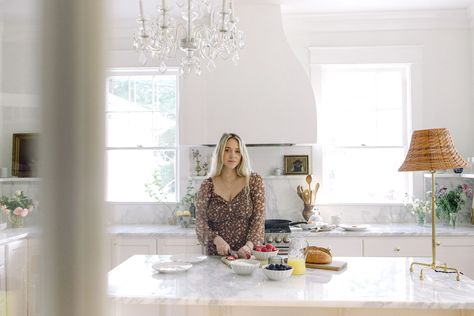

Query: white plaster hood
[179,0,317,145]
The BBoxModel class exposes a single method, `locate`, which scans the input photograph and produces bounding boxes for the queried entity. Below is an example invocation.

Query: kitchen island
[108,255,474,316]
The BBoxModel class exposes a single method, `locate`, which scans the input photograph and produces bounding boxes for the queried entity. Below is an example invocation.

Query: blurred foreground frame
[12,133,39,177]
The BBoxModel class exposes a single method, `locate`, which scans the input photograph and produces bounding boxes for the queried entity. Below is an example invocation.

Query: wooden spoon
[306,175,312,204]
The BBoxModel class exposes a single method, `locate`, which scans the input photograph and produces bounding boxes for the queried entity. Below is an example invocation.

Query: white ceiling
[280,0,474,14]
[2,0,474,22]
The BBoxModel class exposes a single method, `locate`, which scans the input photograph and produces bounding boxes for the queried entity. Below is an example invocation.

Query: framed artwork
[12,133,39,177]
[284,155,309,175]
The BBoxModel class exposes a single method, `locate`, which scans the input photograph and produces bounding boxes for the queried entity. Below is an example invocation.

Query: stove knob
[275,236,282,243]
[283,236,290,243]
[266,236,274,243]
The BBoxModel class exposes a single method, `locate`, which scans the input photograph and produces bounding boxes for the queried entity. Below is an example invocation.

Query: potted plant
[435,184,473,228]
[404,194,430,226]
[0,190,35,228]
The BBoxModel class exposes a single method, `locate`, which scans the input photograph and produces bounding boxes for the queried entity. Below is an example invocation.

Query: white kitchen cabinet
[157,237,203,255]
[27,239,40,316]
[6,239,28,316]
[111,238,157,269]
[306,237,363,256]
[0,245,6,316]
[363,237,432,257]
[437,237,474,279]
[110,236,204,269]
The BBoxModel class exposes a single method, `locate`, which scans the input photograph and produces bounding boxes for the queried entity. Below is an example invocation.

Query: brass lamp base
[409,171,461,281]
[409,261,461,281]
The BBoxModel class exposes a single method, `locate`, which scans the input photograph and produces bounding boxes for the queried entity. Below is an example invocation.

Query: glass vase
[415,212,426,226]
[8,214,24,228]
[449,212,458,229]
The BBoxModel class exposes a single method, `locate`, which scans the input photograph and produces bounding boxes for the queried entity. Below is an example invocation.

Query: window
[105,69,178,202]
[317,64,410,203]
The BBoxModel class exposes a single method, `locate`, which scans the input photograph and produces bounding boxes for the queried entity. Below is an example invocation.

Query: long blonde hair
[208,133,252,187]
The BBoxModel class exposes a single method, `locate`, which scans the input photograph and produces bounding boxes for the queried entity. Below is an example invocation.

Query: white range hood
[179,0,317,145]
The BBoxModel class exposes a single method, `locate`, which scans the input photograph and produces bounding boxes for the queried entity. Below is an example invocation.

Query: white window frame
[309,46,423,205]
[105,67,180,203]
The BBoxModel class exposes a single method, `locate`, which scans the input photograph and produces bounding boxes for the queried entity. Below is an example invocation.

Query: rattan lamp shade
[399,128,469,172]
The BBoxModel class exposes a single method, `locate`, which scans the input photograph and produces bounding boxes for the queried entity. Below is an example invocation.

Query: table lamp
[399,128,469,281]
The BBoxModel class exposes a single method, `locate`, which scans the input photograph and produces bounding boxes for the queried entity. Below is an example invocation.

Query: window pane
[322,147,408,203]
[321,66,406,146]
[107,149,176,202]
[106,111,176,147]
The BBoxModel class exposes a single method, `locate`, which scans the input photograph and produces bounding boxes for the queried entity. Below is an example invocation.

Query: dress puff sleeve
[246,173,265,246]
[195,178,219,247]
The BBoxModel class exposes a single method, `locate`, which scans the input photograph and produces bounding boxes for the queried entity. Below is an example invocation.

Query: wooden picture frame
[284,155,309,175]
[12,133,39,177]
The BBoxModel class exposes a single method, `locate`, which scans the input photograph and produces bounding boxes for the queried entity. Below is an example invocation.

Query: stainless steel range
[264,226,291,255]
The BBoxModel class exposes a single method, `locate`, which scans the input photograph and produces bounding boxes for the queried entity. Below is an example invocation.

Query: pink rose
[20,208,29,217]
[1,205,9,215]
[13,207,23,216]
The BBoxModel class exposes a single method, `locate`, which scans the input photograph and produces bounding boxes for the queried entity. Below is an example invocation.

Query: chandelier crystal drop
[132,0,244,76]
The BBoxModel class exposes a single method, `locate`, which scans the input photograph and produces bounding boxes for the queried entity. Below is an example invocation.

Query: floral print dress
[195,172,265,255]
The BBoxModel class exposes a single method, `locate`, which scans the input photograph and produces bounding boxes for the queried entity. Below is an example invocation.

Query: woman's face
[222,138,242,170]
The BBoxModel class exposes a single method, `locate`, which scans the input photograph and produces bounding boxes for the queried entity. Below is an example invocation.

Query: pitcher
[287,237,309,275]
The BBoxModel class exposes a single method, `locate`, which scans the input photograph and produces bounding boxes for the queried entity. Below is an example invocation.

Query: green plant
[144,169,174,213]
[404,194,431,216]
[180,179,196,208]
[435,184,472,225]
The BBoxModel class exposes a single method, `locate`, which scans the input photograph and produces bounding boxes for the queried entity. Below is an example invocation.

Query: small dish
[171,254,208,264]
[262,264,293,280]
[152,262,192,273]
[252,249,279,260]
[230,259,260,275]
[339,224,368,232]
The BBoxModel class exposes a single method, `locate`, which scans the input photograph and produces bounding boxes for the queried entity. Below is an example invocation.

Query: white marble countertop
[108,255,474,309]
[108,224,474,237]
[0,227,35,245]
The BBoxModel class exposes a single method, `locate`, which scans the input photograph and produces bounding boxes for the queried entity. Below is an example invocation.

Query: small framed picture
[284,155,309,175]
[12,133,39,177]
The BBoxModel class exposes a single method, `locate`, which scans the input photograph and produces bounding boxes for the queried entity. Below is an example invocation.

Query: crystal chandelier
[132,0,244,76]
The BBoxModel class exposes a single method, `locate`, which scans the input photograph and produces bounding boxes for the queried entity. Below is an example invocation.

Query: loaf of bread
[305,246,332,264]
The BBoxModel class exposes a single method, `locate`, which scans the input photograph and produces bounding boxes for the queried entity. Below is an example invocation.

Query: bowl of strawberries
[252,244,279,260]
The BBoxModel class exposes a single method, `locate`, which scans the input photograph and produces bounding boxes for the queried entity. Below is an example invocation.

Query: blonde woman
[196,133,265,258]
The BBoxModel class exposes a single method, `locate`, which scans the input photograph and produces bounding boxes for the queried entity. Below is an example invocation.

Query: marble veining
[108,255,474,309]
[108,224,474,237]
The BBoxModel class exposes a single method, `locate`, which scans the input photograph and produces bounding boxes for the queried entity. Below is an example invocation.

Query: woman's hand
[237,243,253,259]
[214,236,230,256]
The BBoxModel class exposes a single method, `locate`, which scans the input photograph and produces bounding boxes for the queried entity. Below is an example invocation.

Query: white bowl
[230,259,260,275]
[262,264,293,280]
[252,249,279,260]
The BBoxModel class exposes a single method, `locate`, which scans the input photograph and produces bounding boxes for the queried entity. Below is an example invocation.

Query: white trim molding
[283,9,470,32]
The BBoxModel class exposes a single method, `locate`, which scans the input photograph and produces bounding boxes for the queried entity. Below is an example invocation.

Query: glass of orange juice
[287,237,309,275]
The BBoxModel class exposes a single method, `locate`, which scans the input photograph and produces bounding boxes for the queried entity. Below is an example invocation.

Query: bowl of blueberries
[262,263,293,280]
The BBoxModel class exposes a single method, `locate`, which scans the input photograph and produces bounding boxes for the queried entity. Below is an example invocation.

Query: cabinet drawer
[157,237,203,255]
[306,237,363,256]
[364,237,431,257]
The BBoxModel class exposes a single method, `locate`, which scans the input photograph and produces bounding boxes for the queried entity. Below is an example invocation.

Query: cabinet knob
[394,247,401,252]
[436,242,441,246]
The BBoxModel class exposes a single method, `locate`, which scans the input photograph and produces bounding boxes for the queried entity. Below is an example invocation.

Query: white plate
[171,254,208,264]
[152,262,192,273]
[339,224,368,232]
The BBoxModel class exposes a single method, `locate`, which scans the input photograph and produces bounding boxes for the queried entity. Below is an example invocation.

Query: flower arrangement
[404,194,431,225]
[0,190,34,228]
[435,184,473,227]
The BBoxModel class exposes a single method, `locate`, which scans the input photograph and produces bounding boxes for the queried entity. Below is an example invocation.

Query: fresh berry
[245,253,251,259]
[266,244,274,250]
[260,248,268,252]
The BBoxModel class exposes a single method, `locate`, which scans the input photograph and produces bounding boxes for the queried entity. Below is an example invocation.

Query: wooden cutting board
[306,260,347,271]
[221,255,259,267]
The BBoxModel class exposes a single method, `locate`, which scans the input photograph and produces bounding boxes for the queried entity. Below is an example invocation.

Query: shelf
[0,177,41,183]
[423,173,474,179]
